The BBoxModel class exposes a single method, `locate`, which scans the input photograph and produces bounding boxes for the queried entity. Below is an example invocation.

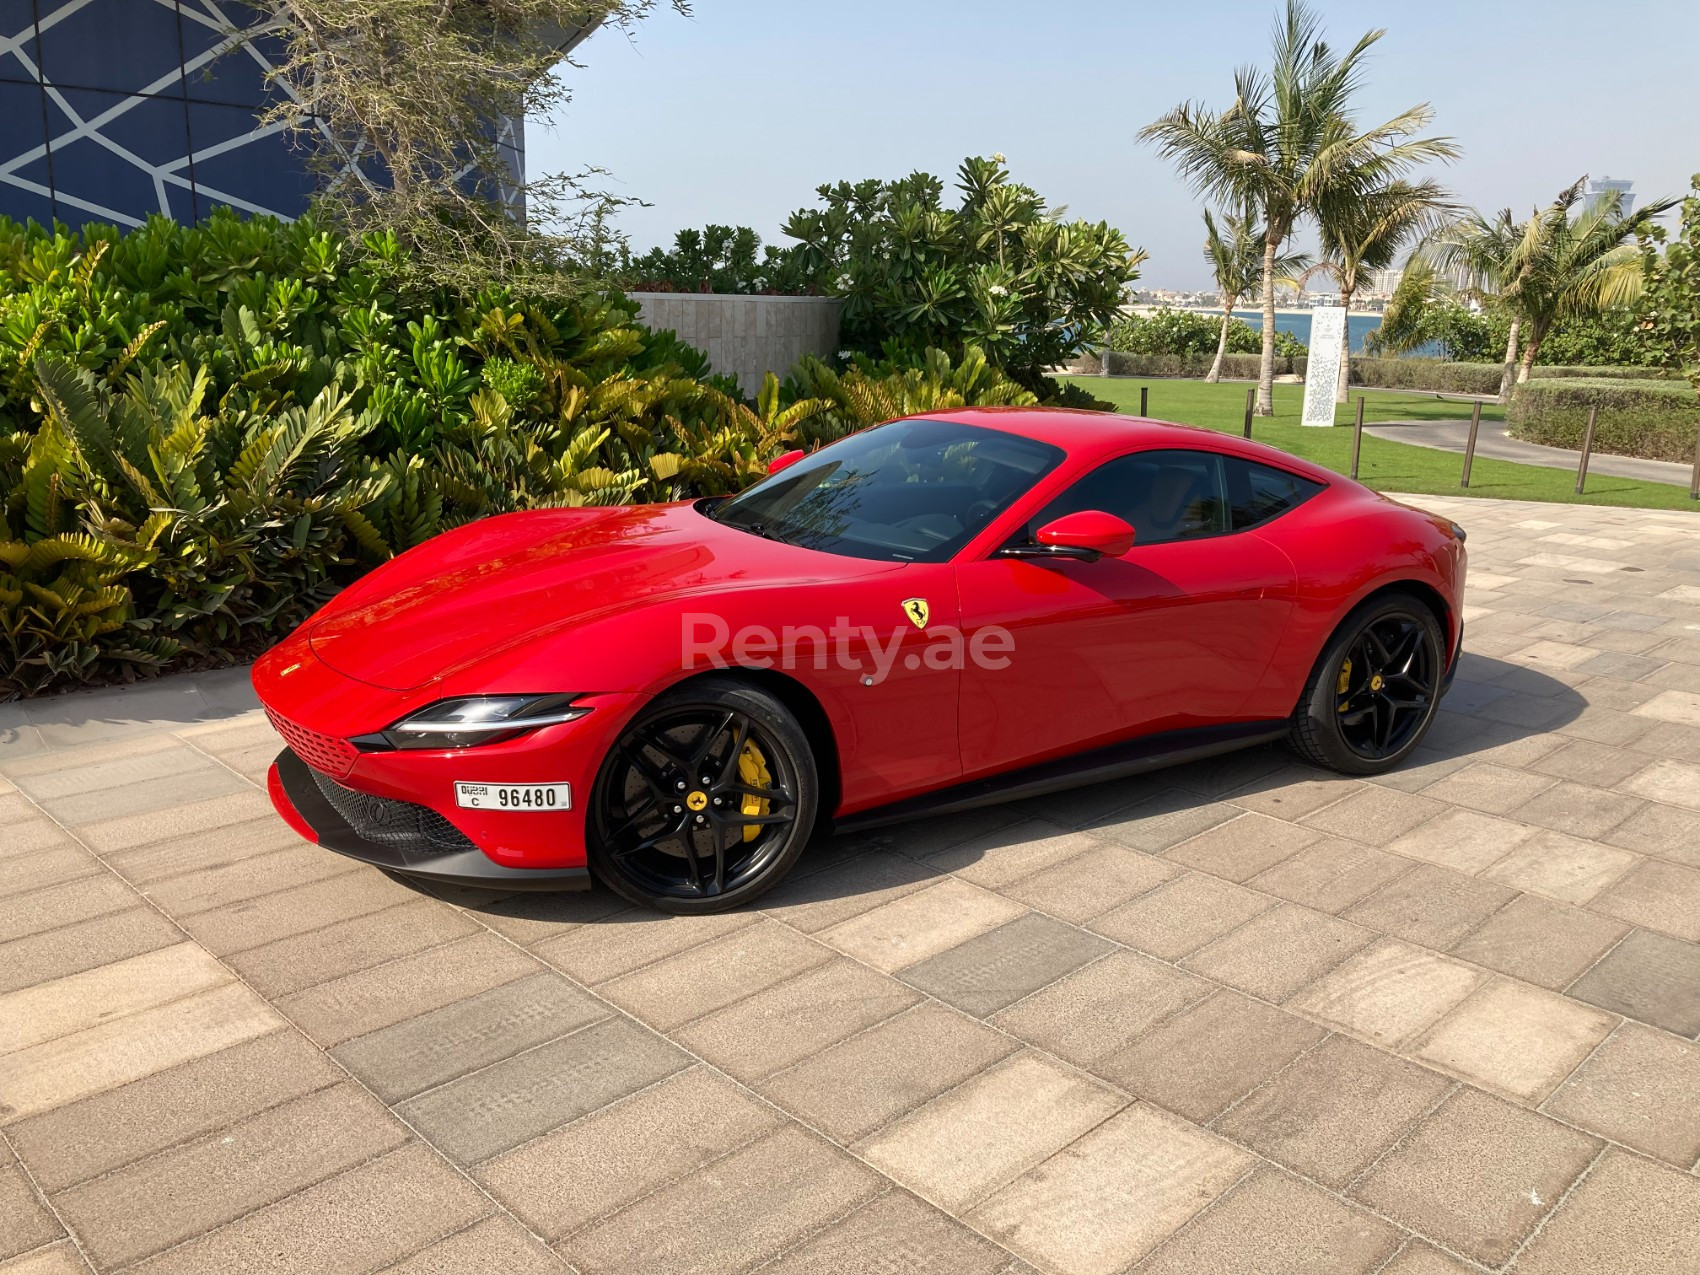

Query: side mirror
[1034,510,1137,559]
[767,448,806,476]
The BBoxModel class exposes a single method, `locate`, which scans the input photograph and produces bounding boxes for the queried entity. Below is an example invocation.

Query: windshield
[714,418,1064,562]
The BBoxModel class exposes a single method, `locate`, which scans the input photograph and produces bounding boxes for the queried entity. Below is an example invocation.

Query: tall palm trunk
[1258,235,1278,415]
[1516,326,1544,385]
[1334,284,1355,404]
[1205,292,1236,382]
[1496,316,1520,404]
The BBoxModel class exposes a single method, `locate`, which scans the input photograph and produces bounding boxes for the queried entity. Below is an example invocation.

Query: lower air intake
[307,768,476,856]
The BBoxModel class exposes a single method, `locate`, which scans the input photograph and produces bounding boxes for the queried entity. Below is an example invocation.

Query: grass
[1066,377,1700,512]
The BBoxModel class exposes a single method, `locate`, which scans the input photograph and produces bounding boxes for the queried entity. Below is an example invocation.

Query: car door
[954,448,1301,779]
[793,564,966,807]
[709,414,1070,814]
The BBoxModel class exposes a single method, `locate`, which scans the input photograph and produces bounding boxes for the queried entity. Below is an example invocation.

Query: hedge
[1093,352,1500,394]
[1508,379,1700,463]
[1346,359,1500,395]
[1097,351,1285,379]
[1073,353,1679,397]
[1527,365,1680,381]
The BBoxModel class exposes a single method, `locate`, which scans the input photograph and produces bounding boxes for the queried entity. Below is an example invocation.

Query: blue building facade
[0,0,528,231]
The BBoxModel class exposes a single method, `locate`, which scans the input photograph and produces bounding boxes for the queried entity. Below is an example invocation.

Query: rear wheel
[589,678,817,914]
[1289,593,1446,775]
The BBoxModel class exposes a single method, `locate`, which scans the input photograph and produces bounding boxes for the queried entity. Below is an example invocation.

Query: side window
[1225,457,1325,530]
[1021,450,1230,547]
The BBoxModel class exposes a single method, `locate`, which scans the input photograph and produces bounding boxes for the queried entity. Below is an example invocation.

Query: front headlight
[372,695,590,750]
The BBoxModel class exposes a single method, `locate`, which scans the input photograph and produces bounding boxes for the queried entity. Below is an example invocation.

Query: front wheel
[1288,593,1446,776]
[588,677,818,914]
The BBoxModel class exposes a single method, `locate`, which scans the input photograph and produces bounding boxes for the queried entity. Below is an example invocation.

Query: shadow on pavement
[438,653,1586,929]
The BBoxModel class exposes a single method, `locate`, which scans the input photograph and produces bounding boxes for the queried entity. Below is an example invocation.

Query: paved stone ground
[3,494,1700,1275]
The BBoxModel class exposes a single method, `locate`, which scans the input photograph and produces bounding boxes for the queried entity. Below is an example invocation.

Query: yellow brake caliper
[737,739,772,843]
[1336,656,1354,711]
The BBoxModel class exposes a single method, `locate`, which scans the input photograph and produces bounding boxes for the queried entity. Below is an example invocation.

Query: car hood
[306,502,898,691]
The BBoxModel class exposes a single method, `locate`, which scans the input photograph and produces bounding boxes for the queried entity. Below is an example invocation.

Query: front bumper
[269,749,591,892]
[253,625,651,876]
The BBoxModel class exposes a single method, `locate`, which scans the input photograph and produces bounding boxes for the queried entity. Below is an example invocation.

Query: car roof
[910,405,1339,486]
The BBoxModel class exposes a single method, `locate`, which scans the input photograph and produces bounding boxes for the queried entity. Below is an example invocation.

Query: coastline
[1132,304,1384,318]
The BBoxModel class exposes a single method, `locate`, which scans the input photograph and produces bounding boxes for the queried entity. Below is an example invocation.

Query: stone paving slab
[2,493,1700,1274]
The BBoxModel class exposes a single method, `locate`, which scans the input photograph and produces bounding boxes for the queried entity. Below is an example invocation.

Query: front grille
[267,709,360,779]
[307,768,476,857]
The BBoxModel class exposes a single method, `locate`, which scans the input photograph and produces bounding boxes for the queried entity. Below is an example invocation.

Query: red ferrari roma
[255,408,1466,913]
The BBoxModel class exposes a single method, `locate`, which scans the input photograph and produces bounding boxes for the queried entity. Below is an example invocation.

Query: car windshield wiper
[736,521,793,545]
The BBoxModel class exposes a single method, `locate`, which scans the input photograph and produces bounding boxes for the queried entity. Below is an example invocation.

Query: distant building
[1365,266,1403,300]
[1586,177,1635,216]
[0,1,596,231]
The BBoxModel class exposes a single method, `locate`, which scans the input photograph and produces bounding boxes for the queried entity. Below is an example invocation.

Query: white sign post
[1301,306,1347,427]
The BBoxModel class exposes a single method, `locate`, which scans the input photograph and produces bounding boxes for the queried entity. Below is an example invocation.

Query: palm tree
[1199,208,1308,382]
[1141,0,1459,415]
[1312,178,1453,400]
[1502,178,1677,385]
[1367,256,1441,356]
[1422,206,1527,402]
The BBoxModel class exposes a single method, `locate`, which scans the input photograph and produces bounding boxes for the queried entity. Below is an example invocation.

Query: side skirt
[1440,620,1464,697]
[834,720,1290,835]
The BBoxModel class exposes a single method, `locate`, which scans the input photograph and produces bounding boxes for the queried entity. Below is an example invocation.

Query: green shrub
[1532,308,1673,369]
[0,209,727,446]
[1346,360,1503,395]
[1364,298,1670,370]
[1103,352,1293,379]
[1093,347,1673,398]
[1528,365,1679,381]
[782,156,1144,390]
[1364,300,1498,362]
[3,344,832,698]
[783,345,1038,448]
[1096,354,1510,395]
[1110,309,1256,357]
[1508,379,1700,463]
[0,212,843,698]
[1040,378,1116,411]
[1107,309,1307,359]
[4,212,1085,698]
[620,225,822,296]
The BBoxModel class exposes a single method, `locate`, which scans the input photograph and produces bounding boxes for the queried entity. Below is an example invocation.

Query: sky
[528,0,1700,292]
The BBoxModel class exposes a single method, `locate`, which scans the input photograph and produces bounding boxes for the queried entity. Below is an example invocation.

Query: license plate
[454,782,571,811]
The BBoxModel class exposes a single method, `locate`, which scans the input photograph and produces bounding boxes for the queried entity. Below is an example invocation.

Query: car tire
[1288,591,1447,776]
[588,676,819,914]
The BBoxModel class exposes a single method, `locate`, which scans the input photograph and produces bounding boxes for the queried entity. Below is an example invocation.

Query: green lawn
[1065,376,1699,512]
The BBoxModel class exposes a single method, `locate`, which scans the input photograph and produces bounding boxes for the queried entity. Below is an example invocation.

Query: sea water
[1222,309,1384,353]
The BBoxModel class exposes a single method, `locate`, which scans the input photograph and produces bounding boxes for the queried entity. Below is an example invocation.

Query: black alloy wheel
[589,678,817,913]
[1333,614,1438,760]
[1289,593,1446,775]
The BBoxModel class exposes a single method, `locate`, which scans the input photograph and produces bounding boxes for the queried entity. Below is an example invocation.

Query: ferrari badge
[901,598,929,630]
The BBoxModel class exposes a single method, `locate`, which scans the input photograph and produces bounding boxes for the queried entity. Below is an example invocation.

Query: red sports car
[255,408,1466,913]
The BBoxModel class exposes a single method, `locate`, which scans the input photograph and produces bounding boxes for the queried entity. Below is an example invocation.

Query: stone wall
[629,293,842,396]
